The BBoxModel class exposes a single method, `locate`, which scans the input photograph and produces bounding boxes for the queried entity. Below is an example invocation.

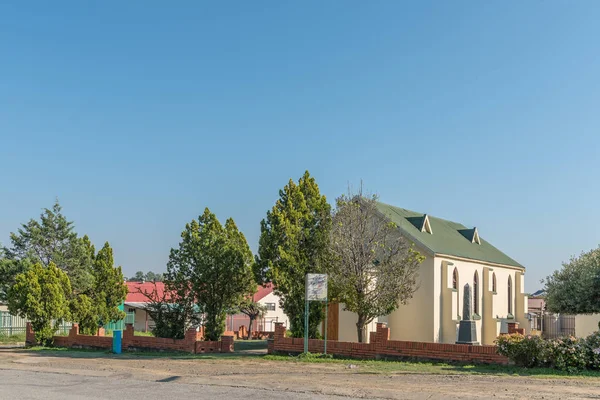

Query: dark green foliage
[3,201,93,293]
[544,246,600,314]
[255,171,332,338]
[0,257,31,302]
[72,242,127,334]
[8,262,72,345]
[496,333,600,372]
[129,271,164,282]
[167,208,255,341]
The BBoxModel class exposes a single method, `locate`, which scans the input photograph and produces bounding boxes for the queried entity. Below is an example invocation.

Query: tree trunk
[247,317,254,340]
[356,315,367,343]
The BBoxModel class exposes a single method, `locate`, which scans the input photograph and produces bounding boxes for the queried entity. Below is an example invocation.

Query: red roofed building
[124,281,289,334]
[227,283,289,334]
[124,281,167,332]
[125,281,167,303]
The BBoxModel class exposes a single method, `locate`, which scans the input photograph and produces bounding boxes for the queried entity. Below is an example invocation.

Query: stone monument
[456,283,479,345]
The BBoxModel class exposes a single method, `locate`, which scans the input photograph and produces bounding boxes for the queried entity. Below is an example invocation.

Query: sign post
[305,273,328,354]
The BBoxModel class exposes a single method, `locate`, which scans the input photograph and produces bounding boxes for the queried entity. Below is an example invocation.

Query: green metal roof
[375,202,524,269]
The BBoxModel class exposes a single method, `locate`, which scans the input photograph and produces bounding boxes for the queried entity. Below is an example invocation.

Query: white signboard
[305,273,328,301]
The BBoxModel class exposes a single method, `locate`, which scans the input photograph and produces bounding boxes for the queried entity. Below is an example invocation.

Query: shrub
[584,331,600,370]
[547,336,588,372]
[496,333,549,368]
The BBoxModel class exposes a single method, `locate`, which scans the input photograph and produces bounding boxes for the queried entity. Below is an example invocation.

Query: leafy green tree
[329,192,424,342]
[167,208,255,341]
[129,271,164,282]
[255,171,332,338]
[544,246,600,314]
[72,242,127,334]
[131,271,146,281]
[8,262,72,345]
[4,201,93,293]
[0,256,31,302]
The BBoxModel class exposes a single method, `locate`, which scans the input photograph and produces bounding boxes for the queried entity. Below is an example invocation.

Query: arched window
[492,272,497,293]
[452,268,458,290]
[508,276,513,315]
[473,271,479,315]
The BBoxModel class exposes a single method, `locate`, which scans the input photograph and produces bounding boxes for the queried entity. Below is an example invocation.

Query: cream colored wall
[440,260,459,343]
[436,256,526,344]
[337,304,378,342]
[332,246,526,345]
[574,314,600,337]
[387,255,436,342]
[0,304,8,312]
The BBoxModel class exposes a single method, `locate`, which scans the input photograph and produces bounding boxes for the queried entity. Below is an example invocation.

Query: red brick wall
[26,323,234,354]
[268,323,508,365]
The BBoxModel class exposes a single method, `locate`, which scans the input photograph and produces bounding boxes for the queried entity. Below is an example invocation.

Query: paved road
[0,369,337,400]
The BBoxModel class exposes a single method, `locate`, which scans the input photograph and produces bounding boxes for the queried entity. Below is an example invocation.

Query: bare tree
[136,281,201,339]
[330,189,423,342]
[236,299,267,340]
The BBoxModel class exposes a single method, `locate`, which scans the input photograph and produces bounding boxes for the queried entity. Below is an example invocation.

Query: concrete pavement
[0,369,338,399]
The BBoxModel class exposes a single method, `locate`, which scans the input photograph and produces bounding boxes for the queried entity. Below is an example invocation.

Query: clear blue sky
[1,1,599,292]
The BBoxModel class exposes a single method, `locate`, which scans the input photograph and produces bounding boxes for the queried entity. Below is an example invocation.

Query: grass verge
[263,354,600,378]
[20,347,600,378]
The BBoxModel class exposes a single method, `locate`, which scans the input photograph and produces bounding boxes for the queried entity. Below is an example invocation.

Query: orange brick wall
[26,323,234,354]
[269,323,508,365]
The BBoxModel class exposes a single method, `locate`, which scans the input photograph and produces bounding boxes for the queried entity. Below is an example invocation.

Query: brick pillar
[122,323,134,348]
[26,323,36,345]
[369,331,377,344]
[69,323,80,337]
[274,322,286,339]
[375,323,390,359]
[185,327,198,353]
[507,322,519,334]
[267,338,275,354]
[97,327,106,337]
[220,335,234,353]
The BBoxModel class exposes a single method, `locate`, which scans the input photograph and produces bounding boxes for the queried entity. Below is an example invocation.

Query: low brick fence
[268,323,508,365]
[26,323,233,354]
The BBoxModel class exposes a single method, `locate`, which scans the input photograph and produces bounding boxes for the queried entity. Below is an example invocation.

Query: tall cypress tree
[4,201,93,293]
[167,208,255,341]
[255,171,332,338]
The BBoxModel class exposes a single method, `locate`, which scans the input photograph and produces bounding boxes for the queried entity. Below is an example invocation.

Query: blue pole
[113,330,122,354]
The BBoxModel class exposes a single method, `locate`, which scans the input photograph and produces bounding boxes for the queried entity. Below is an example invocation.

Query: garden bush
[547,336,588,372]
[496,333,549,368]
[584,331,600,370]
[497,331,600,372]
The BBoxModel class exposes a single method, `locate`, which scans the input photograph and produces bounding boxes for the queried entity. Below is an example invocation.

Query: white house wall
[337,304,378,342]
[258,292,289,331]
